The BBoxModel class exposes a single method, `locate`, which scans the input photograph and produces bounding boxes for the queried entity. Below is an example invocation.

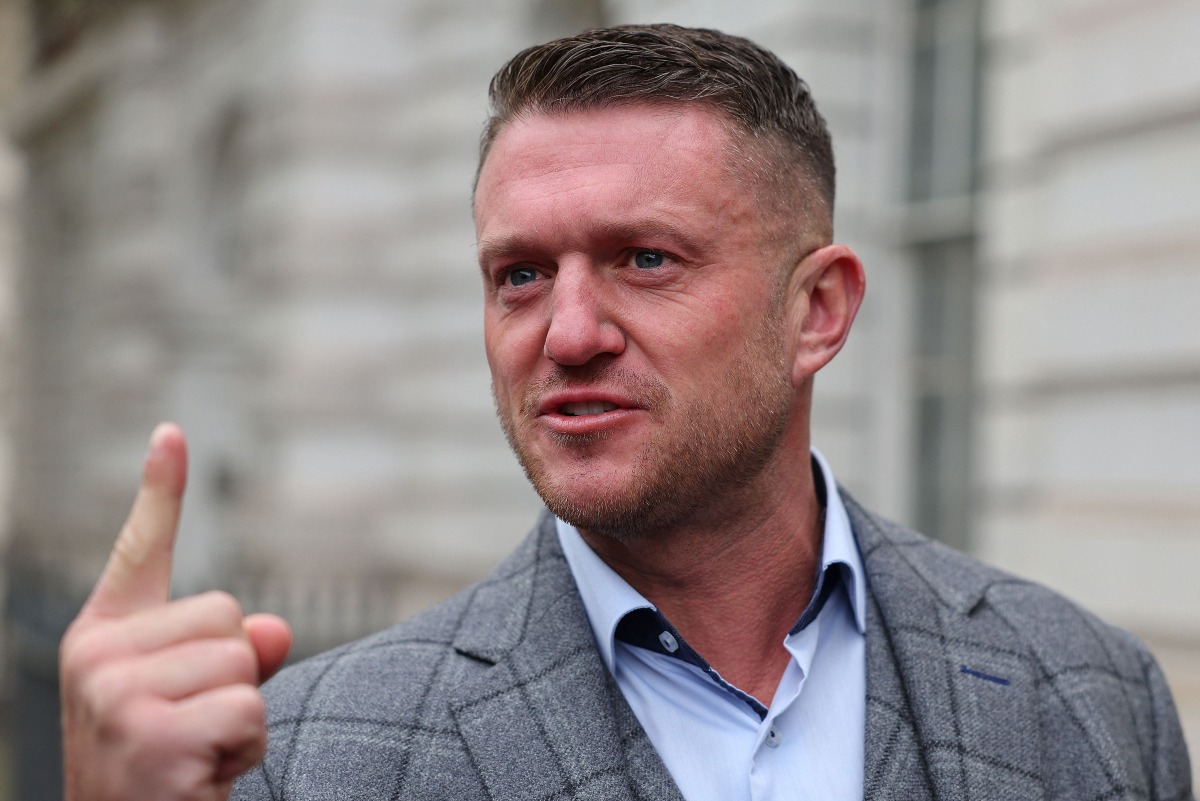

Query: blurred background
[0,0,1197,797]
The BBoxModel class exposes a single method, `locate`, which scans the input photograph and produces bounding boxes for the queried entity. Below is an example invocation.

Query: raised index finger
[83,423,189,618]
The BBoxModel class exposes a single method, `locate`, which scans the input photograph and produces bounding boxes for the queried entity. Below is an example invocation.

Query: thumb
[245,613,293,682]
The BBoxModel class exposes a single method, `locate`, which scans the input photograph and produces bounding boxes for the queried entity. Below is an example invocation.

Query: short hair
[478,24,835,223]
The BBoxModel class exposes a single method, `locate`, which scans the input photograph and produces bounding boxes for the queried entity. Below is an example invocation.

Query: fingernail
[146,422,175,464]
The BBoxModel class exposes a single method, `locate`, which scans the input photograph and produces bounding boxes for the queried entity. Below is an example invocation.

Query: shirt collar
[556,447,868,674]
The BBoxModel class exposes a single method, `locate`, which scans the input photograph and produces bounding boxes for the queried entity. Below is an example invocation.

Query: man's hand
[60,423,292,801]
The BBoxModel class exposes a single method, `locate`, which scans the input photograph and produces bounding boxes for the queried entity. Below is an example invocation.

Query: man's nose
[543,267,625,365]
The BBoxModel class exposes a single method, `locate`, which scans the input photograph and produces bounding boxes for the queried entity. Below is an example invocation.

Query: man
[60,24,1193,801]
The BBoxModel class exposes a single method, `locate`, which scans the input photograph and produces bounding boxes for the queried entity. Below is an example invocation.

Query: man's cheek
[492,377,524,423]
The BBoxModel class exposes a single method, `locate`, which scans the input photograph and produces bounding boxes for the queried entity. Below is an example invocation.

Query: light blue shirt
[556,449,867,801]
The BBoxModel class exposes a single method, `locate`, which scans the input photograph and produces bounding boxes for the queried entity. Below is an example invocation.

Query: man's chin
[534,481,658,542]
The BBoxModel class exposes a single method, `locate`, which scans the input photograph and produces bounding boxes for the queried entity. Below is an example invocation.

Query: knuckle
[104,698,169,751]
[239,686,267,723]
[198,590,244,629]
[112,522,137,556]
[235,686,268,734]
[60,625,112,685]
[217,684,268,760]
[224,683,267,725]
[111,519,153,568]
[215,637,258,683]
[78,663,135,720]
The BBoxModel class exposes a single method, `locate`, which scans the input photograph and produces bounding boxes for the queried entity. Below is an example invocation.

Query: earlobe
[787,244,865,385]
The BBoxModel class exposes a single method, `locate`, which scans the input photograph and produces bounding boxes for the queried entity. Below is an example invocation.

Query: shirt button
[658,631,679,653]
[765,726,782,748]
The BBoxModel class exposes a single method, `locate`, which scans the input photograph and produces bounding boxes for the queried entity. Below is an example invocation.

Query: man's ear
[785,244,865,386]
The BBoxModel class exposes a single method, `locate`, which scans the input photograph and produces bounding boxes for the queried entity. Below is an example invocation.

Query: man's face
[475,105,802,540]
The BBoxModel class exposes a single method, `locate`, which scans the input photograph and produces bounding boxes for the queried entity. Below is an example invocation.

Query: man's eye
[633,250,665,270]
[505,267,539,287]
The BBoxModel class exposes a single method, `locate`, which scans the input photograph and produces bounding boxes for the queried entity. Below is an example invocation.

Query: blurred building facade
[0,0,1196,797]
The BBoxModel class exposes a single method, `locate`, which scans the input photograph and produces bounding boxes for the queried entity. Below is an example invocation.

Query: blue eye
[633,250,665,270]
[506,267,539,287]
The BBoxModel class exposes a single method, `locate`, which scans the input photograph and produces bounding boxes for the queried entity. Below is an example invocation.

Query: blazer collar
[447,511,685,801]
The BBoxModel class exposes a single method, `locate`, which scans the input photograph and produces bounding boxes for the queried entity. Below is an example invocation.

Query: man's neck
[578,456,824,705]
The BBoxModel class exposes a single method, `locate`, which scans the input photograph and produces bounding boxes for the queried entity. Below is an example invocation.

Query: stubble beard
[495,316,794,543]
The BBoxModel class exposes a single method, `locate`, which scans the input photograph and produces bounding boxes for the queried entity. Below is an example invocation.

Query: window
[906,0,983,550]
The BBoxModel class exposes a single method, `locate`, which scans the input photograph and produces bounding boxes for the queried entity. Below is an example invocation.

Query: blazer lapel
[849,494,1048,801]
[863,585,935,800]
[447,513,684,801]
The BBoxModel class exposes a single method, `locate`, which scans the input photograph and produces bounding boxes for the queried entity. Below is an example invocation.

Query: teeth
[560,401,619,417]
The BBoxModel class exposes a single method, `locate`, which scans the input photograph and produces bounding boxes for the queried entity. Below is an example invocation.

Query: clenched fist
[60,424,292,801]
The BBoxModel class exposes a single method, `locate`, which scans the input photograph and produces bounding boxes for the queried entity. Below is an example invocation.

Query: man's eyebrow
[594,219,702,253]
[477,220,702,266]
[476,235,537,269]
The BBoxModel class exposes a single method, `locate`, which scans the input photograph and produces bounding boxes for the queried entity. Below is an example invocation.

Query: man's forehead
[483,103,739,170]
[473,103,744,216]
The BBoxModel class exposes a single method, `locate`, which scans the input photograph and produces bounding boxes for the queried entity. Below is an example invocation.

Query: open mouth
[559,401,619,417]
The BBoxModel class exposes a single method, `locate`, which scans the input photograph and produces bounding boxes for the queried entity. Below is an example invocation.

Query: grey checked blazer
[232,494,1194,800]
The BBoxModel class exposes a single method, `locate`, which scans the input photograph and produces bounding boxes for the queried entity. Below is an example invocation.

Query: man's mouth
[559,401,620,417]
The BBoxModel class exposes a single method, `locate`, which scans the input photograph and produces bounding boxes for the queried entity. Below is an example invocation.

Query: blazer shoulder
[968,557,1194,800]
[258,513,559,722]
[844,488,1168,676]
[846,492,1193,799]
[844,488,1020,613]
[246,512,572,788]
[259,586,473,713]
[230,587,485,800]
[234,512,618,801]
